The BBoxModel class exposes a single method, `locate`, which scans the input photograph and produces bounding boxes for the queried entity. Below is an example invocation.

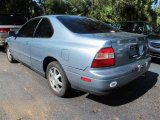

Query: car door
[12,18,41,66]
[29,18,54,72]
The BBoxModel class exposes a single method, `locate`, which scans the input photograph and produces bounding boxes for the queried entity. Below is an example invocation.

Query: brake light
[0,28,10,33]
[91,47,115,68]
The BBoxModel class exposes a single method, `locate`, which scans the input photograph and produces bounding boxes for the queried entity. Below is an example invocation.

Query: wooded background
[0,0,160,26]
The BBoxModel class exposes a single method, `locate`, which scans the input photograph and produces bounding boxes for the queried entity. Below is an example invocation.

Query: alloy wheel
[48,67,63,93]
[7,47,12,62]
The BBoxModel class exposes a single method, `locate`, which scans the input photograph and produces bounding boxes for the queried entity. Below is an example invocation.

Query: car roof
[34,15,87,19]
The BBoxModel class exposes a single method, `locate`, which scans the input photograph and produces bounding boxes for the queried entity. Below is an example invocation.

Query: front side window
[57,16,119,34]
[17,18,41,37]
[34,18,53,38]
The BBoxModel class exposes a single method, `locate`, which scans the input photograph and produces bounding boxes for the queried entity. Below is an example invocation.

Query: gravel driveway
[0,50,159,120]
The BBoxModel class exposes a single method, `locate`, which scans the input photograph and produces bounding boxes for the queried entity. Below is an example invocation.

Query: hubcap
[49,67,63,93]
[7,48,12,61]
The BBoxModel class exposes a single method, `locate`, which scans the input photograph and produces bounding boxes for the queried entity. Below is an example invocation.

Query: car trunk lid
[108,32,148,67]
[79,32,148,67]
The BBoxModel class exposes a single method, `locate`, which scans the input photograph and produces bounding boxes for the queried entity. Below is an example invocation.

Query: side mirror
[9,31,16,37]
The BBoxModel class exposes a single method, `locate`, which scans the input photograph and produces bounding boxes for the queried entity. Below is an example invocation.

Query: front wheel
[46,61,71,97]
[6,46,15,63]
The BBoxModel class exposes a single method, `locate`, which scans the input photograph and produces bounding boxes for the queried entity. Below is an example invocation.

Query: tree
[40,0,92,15]
[0,0,159,25]
[0,0,42,18]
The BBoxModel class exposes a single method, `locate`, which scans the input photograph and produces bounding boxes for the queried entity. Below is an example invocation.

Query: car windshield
[145,23,153,31]
[0,15,26,25]
[57,16,119,34]
[118,22,137,31]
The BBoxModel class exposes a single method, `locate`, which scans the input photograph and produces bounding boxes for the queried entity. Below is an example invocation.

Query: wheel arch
[43,56,60,74]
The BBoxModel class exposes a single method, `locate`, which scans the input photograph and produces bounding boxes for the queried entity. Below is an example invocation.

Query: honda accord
[5,15,151,97]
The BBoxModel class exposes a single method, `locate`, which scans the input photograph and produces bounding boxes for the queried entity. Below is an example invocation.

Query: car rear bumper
[66,57,151,95]
[149,46,160,58]
[0,32,8,46]
[0,37,5,46]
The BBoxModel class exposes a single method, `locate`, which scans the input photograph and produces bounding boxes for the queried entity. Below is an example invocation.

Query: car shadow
[86,71,158,106]
[67,90,86,98]
[151,58,160,64]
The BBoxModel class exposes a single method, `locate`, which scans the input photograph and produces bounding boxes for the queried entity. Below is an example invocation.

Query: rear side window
[57,16,119,34]
[0,15,26,25]
[34,18,53,38]
[17,18,41,37]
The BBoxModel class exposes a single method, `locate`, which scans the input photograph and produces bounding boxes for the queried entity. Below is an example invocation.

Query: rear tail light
[91,47,115,68]
[0,28,10,33]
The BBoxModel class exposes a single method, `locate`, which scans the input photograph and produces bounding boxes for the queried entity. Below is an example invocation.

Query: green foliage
[0,0,160,25]
[87,0,158,25]
[89,6,115,23]
[155,6,160,25]
[66,0,92,15]
[41,0,92,15]
[0,0,43,18]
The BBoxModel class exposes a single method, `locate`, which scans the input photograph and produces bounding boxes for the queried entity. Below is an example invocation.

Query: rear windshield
[0,15,26,25]
[57,16,119,34]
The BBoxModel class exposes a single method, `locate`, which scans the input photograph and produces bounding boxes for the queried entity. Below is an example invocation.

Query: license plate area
[129,45,139,59]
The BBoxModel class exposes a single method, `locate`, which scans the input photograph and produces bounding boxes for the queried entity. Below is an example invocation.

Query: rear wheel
[46,61,71,97]
[6,46,15,63]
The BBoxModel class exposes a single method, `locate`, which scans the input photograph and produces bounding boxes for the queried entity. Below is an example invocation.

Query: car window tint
[17,18,41,37]
[134,23,143,32]
[145,24,153,31]
[34,18,53,38]
[0,15,26,25]
[112,23,121,29]
[119,22,135,32]
[154,26,160,33]
[57,16,119,34]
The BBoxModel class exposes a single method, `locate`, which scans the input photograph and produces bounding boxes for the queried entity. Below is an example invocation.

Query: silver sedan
[5,15,151,97]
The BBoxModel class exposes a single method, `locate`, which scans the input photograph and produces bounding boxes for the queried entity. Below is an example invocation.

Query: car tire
[46,61,71,97]
[6,46,15,63]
